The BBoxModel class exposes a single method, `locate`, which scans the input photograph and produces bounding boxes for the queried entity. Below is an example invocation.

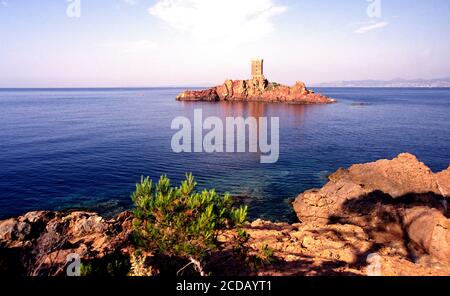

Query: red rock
[0,211,133,276]
[293,153,450,264]
[1,206,449,275]
[404,207,450,263]
[177,79,336,104]
[2,153,449,276]
[436,166,450,197]
[176,88,219,102]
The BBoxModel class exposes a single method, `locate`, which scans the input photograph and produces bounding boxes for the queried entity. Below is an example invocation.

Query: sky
[0,0,449,87]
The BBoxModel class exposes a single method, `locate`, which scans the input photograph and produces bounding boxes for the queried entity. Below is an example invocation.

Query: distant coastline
[312,78,450,88]
[2,82,450,91]
[1,85,450,91]
[2,78,450,91]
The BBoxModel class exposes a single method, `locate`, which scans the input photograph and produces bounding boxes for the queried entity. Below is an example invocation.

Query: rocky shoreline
[176,80,336,104]
[1,153,449,276]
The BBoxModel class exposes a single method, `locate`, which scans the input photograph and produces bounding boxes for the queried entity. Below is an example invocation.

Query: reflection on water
[0,88,449,221]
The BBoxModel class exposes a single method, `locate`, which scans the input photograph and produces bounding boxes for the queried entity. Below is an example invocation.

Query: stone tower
[251,59,265,81]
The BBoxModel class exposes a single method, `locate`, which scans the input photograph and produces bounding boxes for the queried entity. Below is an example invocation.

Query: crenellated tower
[251,59,265,81]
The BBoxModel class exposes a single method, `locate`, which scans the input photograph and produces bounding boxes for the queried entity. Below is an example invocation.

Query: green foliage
[79,253,131,277]
[272,82,281,87]
[80,263,93,277]
[231,206,249,225]
[259,244,276,265]
[131,173,248,259]
[232,228,251,259]
[241,244,277,270]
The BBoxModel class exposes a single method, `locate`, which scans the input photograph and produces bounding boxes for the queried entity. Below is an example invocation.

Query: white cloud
[122,0,138,5]
[148,0,287,44]
[1,1,8,7]
[100,40,159,54]
[354,21,389,34]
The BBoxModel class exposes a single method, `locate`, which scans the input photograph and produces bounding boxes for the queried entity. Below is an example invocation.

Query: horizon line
[1,86,450,90]
[1,77,449,90]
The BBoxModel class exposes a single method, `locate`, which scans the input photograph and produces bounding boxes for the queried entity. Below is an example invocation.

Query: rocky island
[177,59,336,104]
[1,153,449,276]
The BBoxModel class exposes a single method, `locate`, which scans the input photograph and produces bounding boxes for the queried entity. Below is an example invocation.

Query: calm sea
[0,87,449,221]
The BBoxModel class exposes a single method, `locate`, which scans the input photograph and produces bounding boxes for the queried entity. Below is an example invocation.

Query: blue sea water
[0,87,449,221]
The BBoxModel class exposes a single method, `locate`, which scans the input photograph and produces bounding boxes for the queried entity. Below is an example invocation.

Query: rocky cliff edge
[177,80,336,104]
[1,153,449,276]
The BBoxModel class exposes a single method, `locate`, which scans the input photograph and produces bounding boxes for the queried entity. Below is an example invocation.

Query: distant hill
[312,78,450,88]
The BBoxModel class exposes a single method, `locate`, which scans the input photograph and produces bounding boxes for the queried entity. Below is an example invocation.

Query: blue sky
[0,0,449,87]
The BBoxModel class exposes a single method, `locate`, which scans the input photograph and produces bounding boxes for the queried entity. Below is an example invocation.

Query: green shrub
[79,252,131,277]
[270,82,282,89]
[259,244,276,265]
[131,173,248,260]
